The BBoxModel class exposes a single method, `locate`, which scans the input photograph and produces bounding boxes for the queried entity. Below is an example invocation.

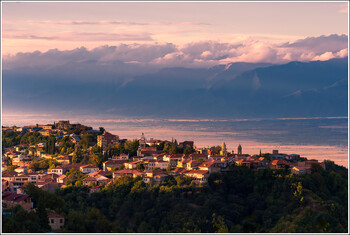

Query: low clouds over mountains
[3,40,348,119]
[3,34,348,73]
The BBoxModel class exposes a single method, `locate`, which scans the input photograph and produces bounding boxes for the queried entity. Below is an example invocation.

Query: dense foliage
[3,161,348,233]
[2,131,48,148]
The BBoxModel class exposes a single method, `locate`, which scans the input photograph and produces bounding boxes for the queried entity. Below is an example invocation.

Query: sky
[2,1,349,66]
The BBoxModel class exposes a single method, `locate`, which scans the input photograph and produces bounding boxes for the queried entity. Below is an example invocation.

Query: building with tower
[97,132,119,150]
[238,144,242,155]
[220,142,228,156]
[140,133,146,147]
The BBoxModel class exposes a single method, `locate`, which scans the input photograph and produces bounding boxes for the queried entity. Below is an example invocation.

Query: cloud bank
[3,34,348,71]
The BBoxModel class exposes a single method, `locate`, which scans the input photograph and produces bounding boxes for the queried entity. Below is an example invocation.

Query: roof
[2,171,19,177]
[169,154,185,158]
[57,175,67,179]
[292,166,311,171]
[271,160,290,165]
[184,170,209,175]
[126,160,142,165]
[80,164,99,169]
[47,212,65,219]
[104,159,128,165]
[190,153,207,158]
[199,162,215,168]
[2,192,29,202]
[114,169,142,174]
[83,177,97,181]
[57,155,71,160]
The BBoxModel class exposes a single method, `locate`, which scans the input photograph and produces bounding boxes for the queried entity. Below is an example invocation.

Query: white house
[80,164,99,174]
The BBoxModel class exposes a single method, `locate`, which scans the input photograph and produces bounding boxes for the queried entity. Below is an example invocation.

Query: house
[164,154,184,167]
[36,182,61,193]
[6,174,30,192]
[14,166,28,174]
[2,192,33,210]
[189,153,208,161]
[57,175,68,184]
[137,146,161,157]
[80,164,99,174]
[144,159,169,170]
[60,163,83,173]
[39,129,53,136]
[177,158,190,168]
[183,170,209,184]
[82,177,97,186]
[88,170,112,179]
[97,132,119,150]
[27,173,45,183]
[235,159,252,168]
[48,166,65,176]
[56,155,72,164]
[270,154,287,160]
[208,155,226,162]
[2,171,19,182]
[186,160,202,170]
[119,153,129,160]
[291,166,311,175]
[40,173,60,183]
[169,168,188,177]
[103,159,128,171]
[113,169,145,179]
[124,160,142,169]
[142,169,168,184]
[146,138,163,146]
[198,161,220,174]
[48,212,65,230]
[257,157,269,169]
[270,160,290,170]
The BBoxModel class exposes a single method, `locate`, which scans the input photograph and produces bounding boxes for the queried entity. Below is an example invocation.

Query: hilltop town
[2,120,330,231]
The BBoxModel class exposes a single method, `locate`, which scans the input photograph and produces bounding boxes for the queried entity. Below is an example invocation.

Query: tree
[36,196,50,231]
[166,165,172,174]
[72,146,83,163]
[136,163,145,171]
[6,165,18,172]
[124,140,139,156]
[184,147,194,154]
[169,144,177,154]
[212,213,229,233]
[91,154,104,168]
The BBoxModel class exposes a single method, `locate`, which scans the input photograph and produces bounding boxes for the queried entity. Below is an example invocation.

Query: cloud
[4,31,154,42]
[3,34,348,71]
[5,20,209,26]
[312,48,348,61]
[280,34,348,53]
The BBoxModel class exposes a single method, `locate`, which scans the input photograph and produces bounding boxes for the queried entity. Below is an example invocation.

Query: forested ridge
[3,161,348,233]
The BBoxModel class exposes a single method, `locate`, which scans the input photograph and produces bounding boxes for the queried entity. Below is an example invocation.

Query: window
[51,219,54,223]
[60,219,63,223]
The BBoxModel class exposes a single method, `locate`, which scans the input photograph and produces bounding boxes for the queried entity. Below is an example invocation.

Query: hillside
[3,161,348,233]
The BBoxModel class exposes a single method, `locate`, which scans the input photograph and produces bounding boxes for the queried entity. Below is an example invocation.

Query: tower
[238,144,242,155]
[220,142,227,156]
[140,133,146,148]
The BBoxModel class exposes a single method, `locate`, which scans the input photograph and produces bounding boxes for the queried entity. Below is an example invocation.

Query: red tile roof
[48,211,65,219]
[83,177,97,181]
[80,164,99,169]
[2,192,29,202]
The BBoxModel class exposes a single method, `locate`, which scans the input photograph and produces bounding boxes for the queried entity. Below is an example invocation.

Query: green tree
[135,163,145,171]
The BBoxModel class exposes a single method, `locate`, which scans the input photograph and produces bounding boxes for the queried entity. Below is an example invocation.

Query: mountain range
[2,57,348,118]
